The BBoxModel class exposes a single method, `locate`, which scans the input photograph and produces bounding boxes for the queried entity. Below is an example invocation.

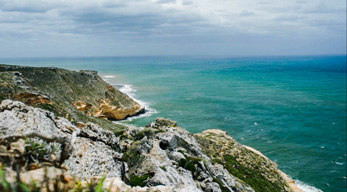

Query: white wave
[115,84,157,121]
[103,75,116,78]
[335,161,344,165]
[295,180,323,192]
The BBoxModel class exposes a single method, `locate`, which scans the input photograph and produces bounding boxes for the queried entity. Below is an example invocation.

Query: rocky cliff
[0,64,144,124]
[0,65,302,192]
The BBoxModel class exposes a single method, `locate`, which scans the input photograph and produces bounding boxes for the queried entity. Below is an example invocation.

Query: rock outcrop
[195,130,302,192]
[120,117,254,192]
[0,100,125,179]
[0,64,144,123]
[0,100,301,192]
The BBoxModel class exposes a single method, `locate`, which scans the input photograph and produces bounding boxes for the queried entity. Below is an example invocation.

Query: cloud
[0,0,345,57]
[182,0,193,5]
[299,3,346,14]
[0,0,62,13]
[156,0,177,4]
[239,10,254,17]
[273,15,305,21]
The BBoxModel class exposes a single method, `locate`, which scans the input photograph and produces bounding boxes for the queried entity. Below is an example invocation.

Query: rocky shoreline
[0,64,302,192]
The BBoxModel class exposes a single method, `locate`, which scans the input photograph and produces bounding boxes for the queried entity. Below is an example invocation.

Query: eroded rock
[0,100,125,179]
[0,100,301,192]
[195,129,302,192]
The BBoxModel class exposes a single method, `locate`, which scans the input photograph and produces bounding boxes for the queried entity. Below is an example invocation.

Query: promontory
[0,64,302,192]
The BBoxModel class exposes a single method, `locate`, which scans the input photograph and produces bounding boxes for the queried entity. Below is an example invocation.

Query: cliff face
[0,65,301,192]
[0,64,144,123]
[195,130,300,192]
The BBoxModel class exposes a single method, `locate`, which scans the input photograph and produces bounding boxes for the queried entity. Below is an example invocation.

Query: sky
[0,0,346,57]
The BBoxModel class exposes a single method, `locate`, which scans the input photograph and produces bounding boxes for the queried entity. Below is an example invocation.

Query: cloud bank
[0,0,345,57]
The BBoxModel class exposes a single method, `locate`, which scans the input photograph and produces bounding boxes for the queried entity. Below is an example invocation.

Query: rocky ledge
[0,100,301,192]
[0,65,302,192]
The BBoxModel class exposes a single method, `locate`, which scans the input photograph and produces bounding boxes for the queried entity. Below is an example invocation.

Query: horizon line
[0,53,346,60]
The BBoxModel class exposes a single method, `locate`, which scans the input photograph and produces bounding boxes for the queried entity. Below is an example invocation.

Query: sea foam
[115,84,157,121]
[103,75,116,78]
[295,180,323,192]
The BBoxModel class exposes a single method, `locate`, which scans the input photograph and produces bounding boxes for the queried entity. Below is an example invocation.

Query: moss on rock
[129,174,153,187]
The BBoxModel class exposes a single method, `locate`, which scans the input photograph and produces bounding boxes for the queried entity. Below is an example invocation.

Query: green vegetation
[212,177,230,192]
[215,155,284,192]
[133,131,146,140]
[24,139,59,164]
[25,139,48,158]
[129,174,153,187]
[113,130,125,137]
[196,133,286,192]
[0,167,11,192]
[86,176,106,192]
[178,154,205,175]
[36,103,59,116]
[0,166,109,192]
[133,129,152,140]
[121,142,144,167]
[178,158,197,173]
[152,118,177,128]
[159,166,167,171]
[0,95,5,102]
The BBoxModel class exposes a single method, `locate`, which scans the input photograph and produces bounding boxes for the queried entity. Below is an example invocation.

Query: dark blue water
[1,55,346,192]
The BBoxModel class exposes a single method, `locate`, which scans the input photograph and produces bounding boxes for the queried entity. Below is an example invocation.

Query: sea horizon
[1,53,346,60]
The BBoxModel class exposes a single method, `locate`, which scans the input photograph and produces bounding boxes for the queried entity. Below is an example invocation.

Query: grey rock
[0,101,261,192]
[205,182,222,192]
[125,118,255,192]
[168,151,185,162]
[64,137,125,179]
[0,100,125,179]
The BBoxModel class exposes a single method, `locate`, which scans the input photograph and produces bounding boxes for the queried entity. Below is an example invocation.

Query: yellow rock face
[73,99,143,120]
[72,101,92,112]
[97,99,143,120]
[14,92,53,105]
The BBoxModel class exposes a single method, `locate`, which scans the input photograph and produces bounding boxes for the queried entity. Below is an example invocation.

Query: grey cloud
[0,0,57,13]
[296,0,307,4]
[299,3,346,14]
[55,3,206,37]
[239,10,254,17]
[155,0,177,4]
[273,15,305,21]
[100,0,127,8]
[0,0,345,57]
[182,0,193,5]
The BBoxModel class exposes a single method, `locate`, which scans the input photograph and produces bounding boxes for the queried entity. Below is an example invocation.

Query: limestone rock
[0,100,125,179]
[122,118,255,192]
[0,100,301,192]
[195,129,300,192]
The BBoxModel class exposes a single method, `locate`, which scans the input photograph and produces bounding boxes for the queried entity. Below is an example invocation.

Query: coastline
[0,64,330,191]
[115,84,158,121]
[102,74,158,121]
[102,73,324,192]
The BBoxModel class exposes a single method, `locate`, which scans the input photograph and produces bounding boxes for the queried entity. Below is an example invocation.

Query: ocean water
[1,55,346,192]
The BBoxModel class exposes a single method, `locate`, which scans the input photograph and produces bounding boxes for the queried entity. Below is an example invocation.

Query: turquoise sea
[1,55,346,192]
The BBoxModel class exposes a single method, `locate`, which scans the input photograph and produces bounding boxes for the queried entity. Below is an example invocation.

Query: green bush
[129,174,153,187]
